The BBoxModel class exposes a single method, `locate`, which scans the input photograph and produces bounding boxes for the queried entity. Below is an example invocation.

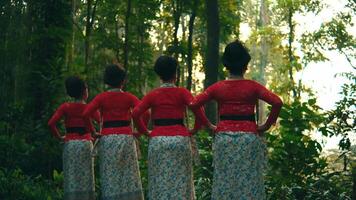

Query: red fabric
[132,87,210,137]
[191,80,283,133]
[83,91,147,135]
[48,102,97,141]
[64,133,92,142]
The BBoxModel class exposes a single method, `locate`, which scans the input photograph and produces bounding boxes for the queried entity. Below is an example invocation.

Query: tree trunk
[67,0,76,72]
[235,0,243,38]
[288,6,297,98]
[257,0,269,125]
[352,163,356,200]
[173,0,182,85]
[205,0,219,123]
[84,0,92,72]
[84,0,99,74]
[187,0,197,91]
[115,17,120,62]
[124,0,132,69]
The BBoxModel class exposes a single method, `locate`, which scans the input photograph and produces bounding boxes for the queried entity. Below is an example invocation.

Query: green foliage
[321,73,355,150]
[266,98,329,199]
[0,0,355,199]
[0,168,63,200]
[194,131,214,200]
[301,11,356,67]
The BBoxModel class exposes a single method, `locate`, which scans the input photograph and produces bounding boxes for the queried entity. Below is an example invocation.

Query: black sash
[219,115,255,122]
[153,118,184,126]
[103,120,131,128]
[66,127,86,134]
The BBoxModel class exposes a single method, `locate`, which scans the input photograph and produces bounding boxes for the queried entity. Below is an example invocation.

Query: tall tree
[84,0,99,73]
[186,0,198,91]
[257,0,269,124]
[172,0,183,85]
[124,0,132,69]
[205,0,219,123]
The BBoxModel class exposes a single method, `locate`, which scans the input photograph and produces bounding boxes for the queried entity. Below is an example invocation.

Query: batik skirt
[211,132,267,200]
[148,136,195,200]
[63,140,95,200]
[98,134,144,200]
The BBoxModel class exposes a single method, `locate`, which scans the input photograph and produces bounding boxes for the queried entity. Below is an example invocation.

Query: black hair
[65,76,86,99]
[222,40,251,75]
[104,63,127,87]
[154,55,177,81]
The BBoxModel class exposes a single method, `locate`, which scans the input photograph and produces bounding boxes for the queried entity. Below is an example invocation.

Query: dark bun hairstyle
[65,76,86,99]
[104,63,127,87]
[154,55,178,81]
[222,40,251,75]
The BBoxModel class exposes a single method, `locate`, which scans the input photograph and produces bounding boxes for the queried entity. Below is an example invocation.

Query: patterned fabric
[148,136,195,200]
[212,132,267,200]
[63,140,95,200]
[98,134,144,200]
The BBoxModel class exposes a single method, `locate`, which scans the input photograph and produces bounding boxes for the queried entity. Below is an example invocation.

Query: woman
[132,55,212,200]
[48,76,98,200]
[190,40,283,200]
[83,64,146,200]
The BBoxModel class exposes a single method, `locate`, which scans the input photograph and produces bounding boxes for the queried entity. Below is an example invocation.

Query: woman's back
[145,87,189,119]
[91,91,138,121]
[192,79,282,133]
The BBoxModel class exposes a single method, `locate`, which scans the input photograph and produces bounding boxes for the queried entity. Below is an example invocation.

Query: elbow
[275,98,283,108]
[189,101,199,109]
[47,121,53,127]
[82,110,89,118]
[131,109,139,120]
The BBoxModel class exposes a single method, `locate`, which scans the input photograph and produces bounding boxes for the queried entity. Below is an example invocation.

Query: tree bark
[124,0,132,69]
[84,0,92,72]
[257,0,269,125]
[288,6,297,98]
[115,17,120,62]
[84,0,99,73]
[187,0,197,91]
[205,0,219,123]
[67,0,76,71]
[173,0,182,85]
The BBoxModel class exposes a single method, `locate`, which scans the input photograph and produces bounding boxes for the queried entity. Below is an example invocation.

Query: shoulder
[247,80,267,90]
[93,92,106,99]
[58,102,69,111]
[178,87,190,93]
[146,87,162,96]
[205,81,224,91]
[247,79,263,86]
[124,91,140,100]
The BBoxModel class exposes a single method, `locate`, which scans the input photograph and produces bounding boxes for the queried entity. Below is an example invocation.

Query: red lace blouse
[83,91,147,135]
[132,86,210,137]
[191,79,283,133]
[48,102,99,142]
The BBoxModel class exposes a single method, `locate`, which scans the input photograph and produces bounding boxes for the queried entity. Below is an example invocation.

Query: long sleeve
[190,84,216,109]
[92,111,101,123]
[132,95,151,134]
[183,89,211,132]
[132,95,150,135]
[48,104,66,139]
[256,83,283,127]
[83,95,101,118]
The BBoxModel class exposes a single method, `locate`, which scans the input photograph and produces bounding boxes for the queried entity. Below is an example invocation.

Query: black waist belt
[66,127,86,134]
[153,118,184,126]
[103,120,130,128]
[220,115,255,122]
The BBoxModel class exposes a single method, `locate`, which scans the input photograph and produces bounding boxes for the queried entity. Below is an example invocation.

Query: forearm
[49,125,62,139]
